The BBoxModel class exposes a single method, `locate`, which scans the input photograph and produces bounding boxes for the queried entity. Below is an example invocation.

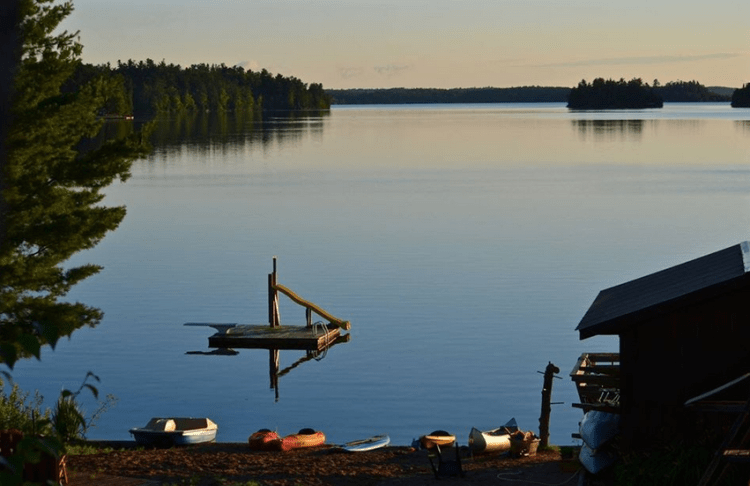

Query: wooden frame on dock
[268,257,350,331]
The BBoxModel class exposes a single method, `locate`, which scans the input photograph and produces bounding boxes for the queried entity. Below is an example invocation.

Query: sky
[63,0,750,90]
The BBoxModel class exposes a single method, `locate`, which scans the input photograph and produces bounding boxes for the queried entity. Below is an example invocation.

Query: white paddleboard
[341,434,390,452]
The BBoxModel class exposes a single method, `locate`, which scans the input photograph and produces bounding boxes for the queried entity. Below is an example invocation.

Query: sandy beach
[65,442,594,486]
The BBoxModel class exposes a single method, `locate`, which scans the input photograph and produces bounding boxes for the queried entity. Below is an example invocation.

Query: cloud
[235,60,260,71]
[373,63,411,77]
[338,66,365,79]
[526,52,742,69]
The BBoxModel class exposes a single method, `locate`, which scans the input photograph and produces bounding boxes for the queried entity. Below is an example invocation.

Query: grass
[66,443,115,455]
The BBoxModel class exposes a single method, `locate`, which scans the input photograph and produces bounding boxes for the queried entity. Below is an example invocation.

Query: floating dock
[186,257,350,352]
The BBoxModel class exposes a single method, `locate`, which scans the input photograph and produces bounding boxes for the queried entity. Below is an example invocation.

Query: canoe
[248,429,280,451]
[468,427,511,453]
[129,417,217,447]
[340,434,390,452]
[419,430,455,449]
[468,418,518,454]
[579,442,618,474]
[271,428,326,451]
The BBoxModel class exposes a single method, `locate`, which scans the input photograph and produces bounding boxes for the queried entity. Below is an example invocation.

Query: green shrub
[52,395,86,443]
[614,443,743,486]
[0,379,51,435]
[1,373,117,445]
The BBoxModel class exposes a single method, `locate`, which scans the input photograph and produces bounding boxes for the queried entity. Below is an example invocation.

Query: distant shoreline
[326,84,734,105]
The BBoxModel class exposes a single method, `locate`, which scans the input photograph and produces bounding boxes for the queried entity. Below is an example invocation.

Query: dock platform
[187,323,342,351]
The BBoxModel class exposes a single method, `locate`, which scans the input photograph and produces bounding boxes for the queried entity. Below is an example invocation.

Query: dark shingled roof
[577,241,750,340]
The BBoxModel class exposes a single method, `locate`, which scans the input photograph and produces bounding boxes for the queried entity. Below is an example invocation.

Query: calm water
[11,103,750,447]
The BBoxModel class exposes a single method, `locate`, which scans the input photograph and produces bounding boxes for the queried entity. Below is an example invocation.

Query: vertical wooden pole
[268,256,279,327]
[269,349,280,402]
[306,308,312,328]
[273,257,280,326]
[268,272,275,327]
[539,361,560,448]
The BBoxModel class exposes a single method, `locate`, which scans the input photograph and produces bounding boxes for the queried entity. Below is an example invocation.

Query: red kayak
[248,429,280,451]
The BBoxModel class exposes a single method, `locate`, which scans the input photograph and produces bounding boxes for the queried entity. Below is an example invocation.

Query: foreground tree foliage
[731,83,750,108]
[567,78,663,109]
[0,0,150,369]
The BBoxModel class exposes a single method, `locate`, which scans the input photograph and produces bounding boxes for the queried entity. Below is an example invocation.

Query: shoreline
[65,441,597,486]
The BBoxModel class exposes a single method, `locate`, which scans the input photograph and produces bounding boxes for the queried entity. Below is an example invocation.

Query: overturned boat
[129,417,218,447]
[419,430,456,449]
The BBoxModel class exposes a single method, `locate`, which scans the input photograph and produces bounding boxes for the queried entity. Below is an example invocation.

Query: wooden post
[306,308,312,328]
[268,272,275,327]
[539,361,560,448]
[268,256,280,327]
[269,349,280,402]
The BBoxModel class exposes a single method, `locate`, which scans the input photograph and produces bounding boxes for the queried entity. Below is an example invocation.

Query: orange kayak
[248,429,280,451]
[272,429,326,451]
[419,430,456,449]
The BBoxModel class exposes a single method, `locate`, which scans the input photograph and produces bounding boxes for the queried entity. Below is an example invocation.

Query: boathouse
[575,241,750,449]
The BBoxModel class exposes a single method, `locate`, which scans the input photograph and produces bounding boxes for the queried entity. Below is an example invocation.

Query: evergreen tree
[731,83,750,108]
[567,77,663,109]
[0,0,150,369]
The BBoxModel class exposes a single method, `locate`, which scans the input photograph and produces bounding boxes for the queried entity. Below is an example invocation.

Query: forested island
[654,80,730,102]
[65,60,332,117]
[731,84,750,107]
[567,78,663,109]
[327,80,733,107]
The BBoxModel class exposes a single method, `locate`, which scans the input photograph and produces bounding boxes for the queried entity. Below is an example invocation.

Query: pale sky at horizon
[63,0,750,90]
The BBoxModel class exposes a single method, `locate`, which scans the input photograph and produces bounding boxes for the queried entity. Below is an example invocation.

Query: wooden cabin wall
[618,285,750,449]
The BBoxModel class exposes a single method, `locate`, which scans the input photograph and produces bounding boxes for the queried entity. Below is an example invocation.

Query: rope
[311,321,330,361]
[496,468,580,485]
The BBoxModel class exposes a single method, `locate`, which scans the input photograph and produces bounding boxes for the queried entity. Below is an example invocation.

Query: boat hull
[419,431,455,449]
[468,427,511,453]
[248,429,281,451]
[272,430,326,451]
[342,434,390,452]
[129,418,217,447]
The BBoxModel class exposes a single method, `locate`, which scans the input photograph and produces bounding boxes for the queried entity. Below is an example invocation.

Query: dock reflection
[187,333,350,401]
[268,334,351,401]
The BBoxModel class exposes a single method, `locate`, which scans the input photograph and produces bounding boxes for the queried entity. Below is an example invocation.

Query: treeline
[567,78,663,109]
[327,81,734,106]
[64,60,332,116]
[326,86,571,104]
[654,80,730,102]
[731,84,750,107]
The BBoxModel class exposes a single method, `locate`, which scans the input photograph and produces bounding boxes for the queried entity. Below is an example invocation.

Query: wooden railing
[268,257,351,330]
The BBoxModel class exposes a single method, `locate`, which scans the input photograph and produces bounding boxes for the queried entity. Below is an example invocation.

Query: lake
[10,102,750,447]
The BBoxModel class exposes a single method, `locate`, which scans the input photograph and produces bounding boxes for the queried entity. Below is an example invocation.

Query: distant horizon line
[325,83,740,91]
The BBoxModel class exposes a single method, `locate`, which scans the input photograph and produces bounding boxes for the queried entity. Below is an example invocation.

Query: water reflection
[187,336,350,402]
[146,110,329,151]
[268,335,350,401]
[572,119,646,141]
[736,120,750,133]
